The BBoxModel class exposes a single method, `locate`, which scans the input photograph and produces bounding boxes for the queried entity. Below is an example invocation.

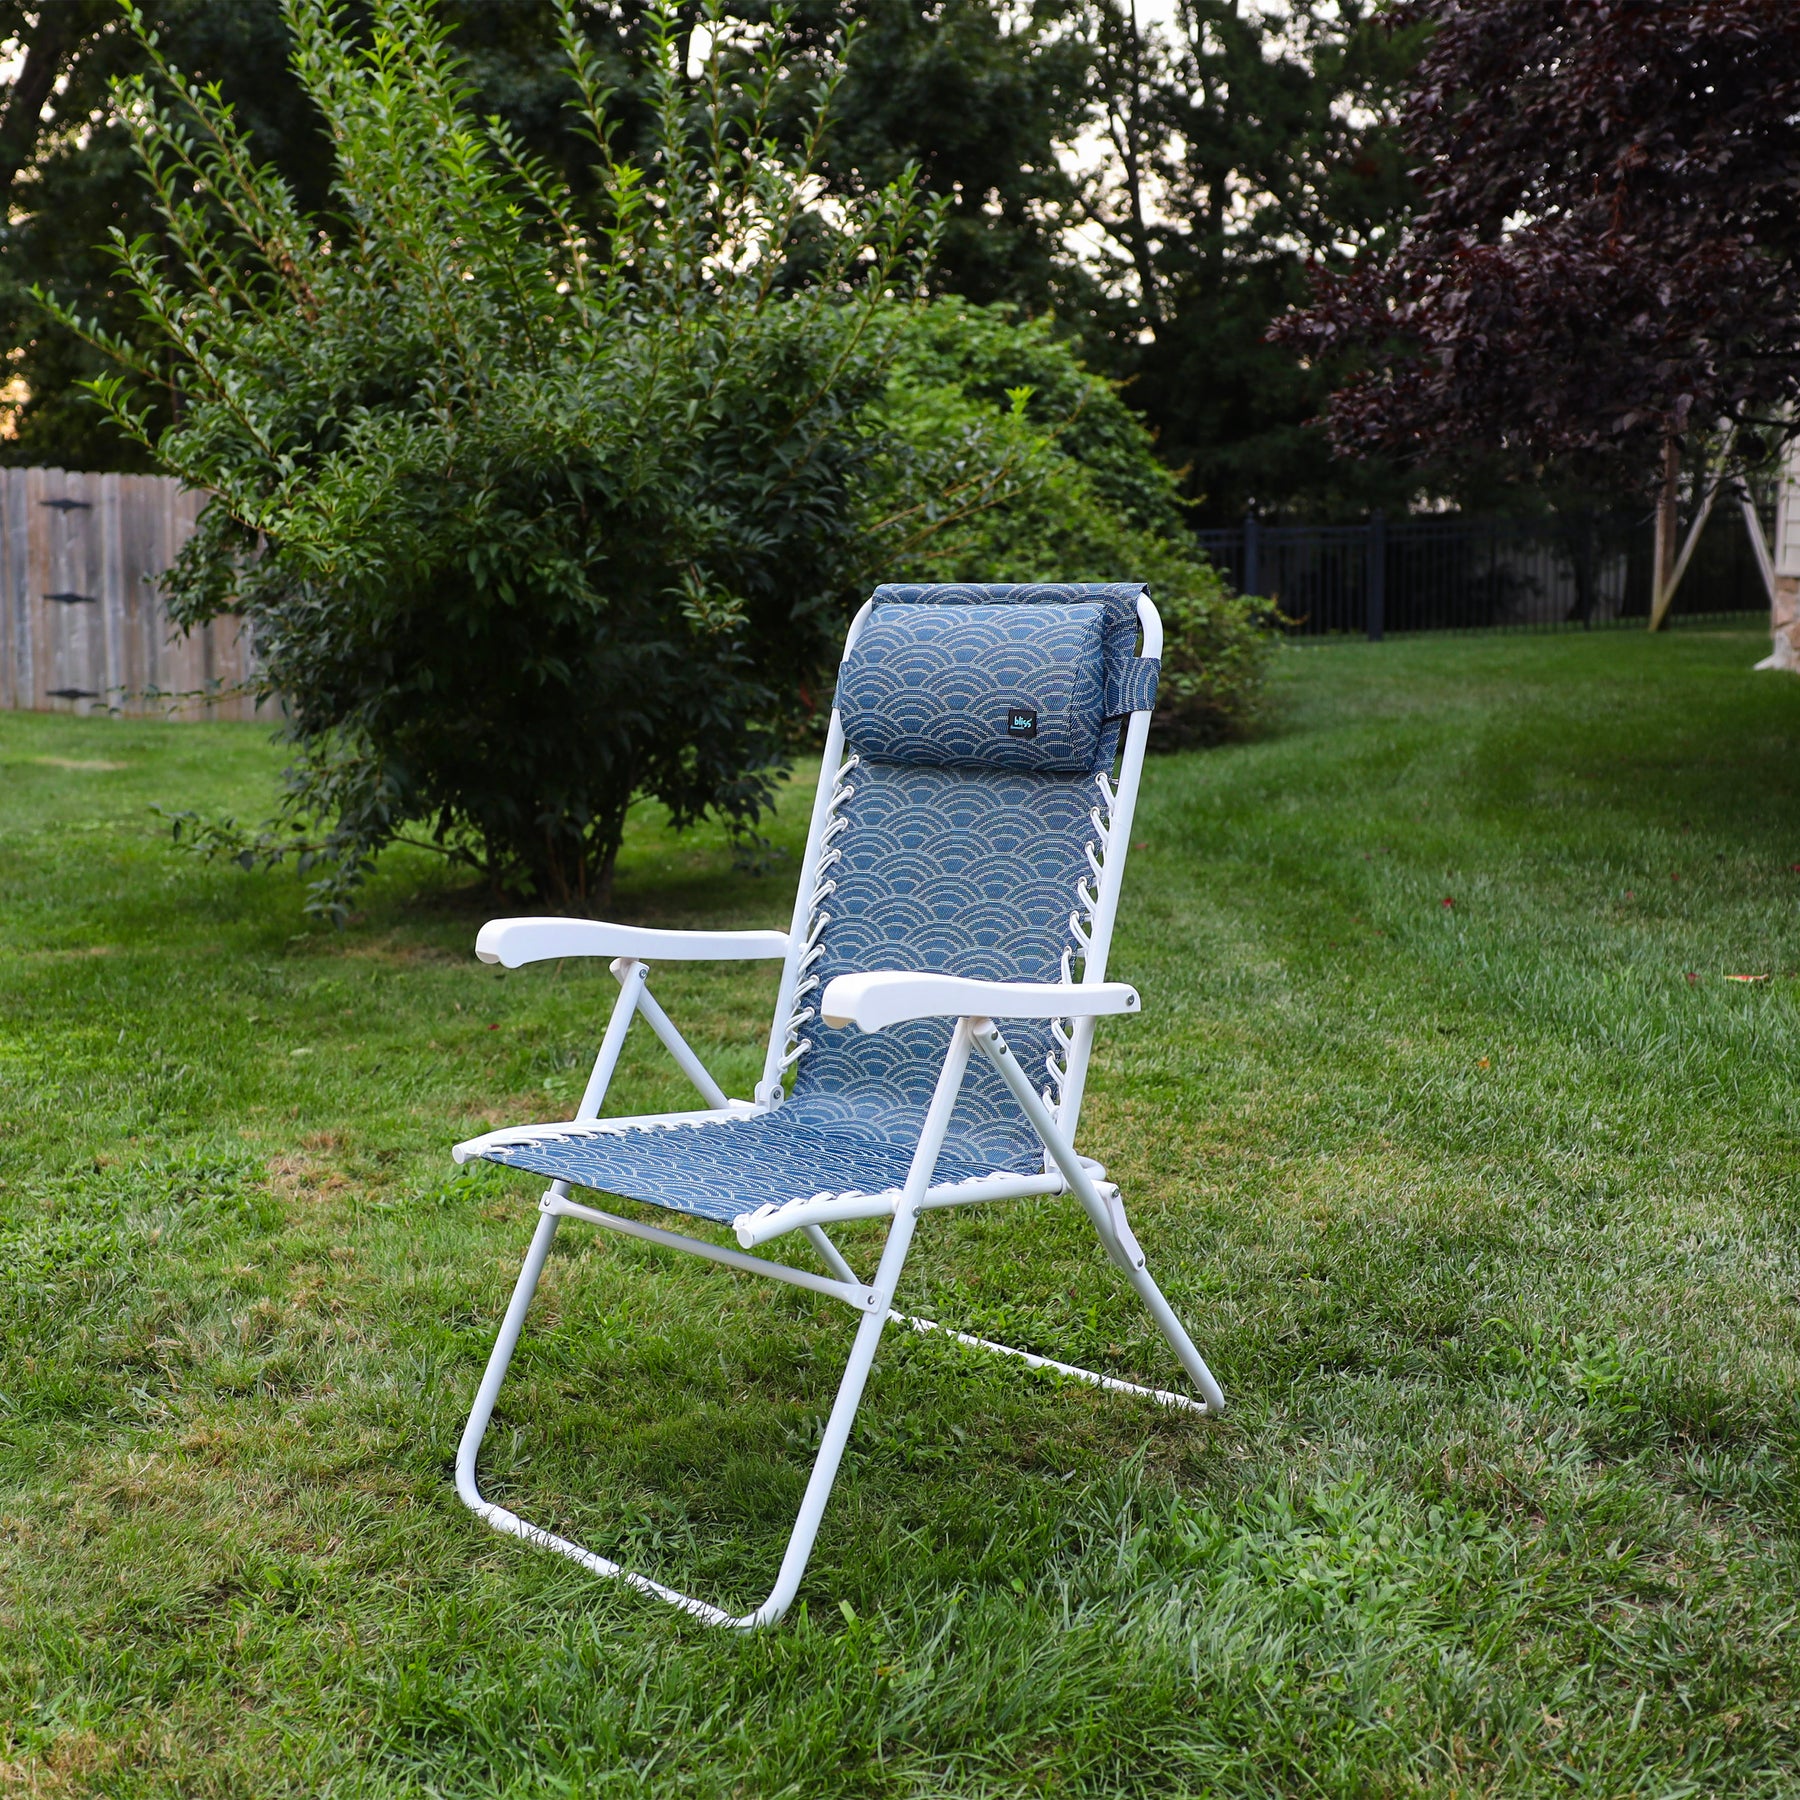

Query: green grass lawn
[4,627,1799,1797]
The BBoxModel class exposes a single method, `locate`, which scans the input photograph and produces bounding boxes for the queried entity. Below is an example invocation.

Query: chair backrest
[757,583,1162,1170]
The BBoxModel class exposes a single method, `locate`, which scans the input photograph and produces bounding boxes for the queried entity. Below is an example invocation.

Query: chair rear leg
[1109,1213,1226,1415]
[971,1020,1226,1415]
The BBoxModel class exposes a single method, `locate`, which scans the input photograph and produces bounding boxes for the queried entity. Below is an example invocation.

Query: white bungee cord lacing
[776,752,859,1083]
[1046,769,1118,1122]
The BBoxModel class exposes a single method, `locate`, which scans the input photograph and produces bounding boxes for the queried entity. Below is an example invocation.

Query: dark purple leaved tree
[1275,0,1800,624]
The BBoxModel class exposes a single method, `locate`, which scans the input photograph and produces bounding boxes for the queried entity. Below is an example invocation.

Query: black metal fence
[1194,507,1772,638]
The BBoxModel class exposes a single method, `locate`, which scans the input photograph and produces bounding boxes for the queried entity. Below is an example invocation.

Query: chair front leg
[456,1202,562,1521]
[746,1016,978,1626]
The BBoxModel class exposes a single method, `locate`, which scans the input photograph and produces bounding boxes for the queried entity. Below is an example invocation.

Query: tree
[0,3,321,465]
[0,1,685,468]
[1275,1,1800,503]
[781,0,1096,311]
[1076,0,1422,522]
[50,0,946,914]
[0,1,1104,469]
[0,3,109,206]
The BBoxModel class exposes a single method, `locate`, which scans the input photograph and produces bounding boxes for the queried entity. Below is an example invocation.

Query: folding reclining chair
[452,581,1224,1629]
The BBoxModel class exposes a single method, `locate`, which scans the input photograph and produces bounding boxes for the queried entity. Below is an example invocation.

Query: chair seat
[459,1107,1036,1225]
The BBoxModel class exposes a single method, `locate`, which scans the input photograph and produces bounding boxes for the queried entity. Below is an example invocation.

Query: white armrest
[475,917,790,968]
[820,971,1140,1034]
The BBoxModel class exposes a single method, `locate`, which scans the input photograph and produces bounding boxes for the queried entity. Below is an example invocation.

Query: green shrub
[877,299,1275,746]
[53,4,1264,924]
[52,0,954,915]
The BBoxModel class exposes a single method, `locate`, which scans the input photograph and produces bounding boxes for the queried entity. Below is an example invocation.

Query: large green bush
[54,0,954,914]
[55,3,1266,920]
[878,300,1275,746]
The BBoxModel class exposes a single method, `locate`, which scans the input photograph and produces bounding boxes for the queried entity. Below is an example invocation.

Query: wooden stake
[1756,434,1800,672]
[1649,431,1681,630]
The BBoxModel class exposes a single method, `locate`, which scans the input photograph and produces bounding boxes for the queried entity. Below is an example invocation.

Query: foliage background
[0,0,1423,522]
[29,0,1278,913]
[880,298,1275,744]
[1273,0,1800,496]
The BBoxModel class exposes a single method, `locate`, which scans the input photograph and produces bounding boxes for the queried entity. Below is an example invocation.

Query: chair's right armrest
[475,917,790,968]
[820,971,1140,1033]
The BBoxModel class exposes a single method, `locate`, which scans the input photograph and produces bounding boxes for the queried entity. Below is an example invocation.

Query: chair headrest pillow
[836,601,1112,773]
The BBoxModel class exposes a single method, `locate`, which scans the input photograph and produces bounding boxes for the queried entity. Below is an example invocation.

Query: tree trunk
[590,837,619,912]
[1648,431,1681,630]
[1100,2,1162,329]
[1756,436,1800,672]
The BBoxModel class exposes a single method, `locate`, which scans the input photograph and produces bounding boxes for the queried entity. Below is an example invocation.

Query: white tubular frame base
[890,1311,1209,1414]
[456,593,1224,1628]
[456,1020,1223,1632]
[458,1018,982,1631]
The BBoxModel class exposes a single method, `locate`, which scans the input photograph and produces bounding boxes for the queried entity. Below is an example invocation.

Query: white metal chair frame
[453,592,1223,1630]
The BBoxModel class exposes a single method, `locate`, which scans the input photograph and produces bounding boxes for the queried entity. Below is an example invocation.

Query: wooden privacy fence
[0,466,263,721]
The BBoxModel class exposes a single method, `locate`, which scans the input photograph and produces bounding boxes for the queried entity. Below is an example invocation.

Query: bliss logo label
[1005,706,1039,739]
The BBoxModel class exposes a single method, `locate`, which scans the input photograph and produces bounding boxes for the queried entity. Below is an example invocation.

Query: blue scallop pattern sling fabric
[470,584,1154,1221]
[472,763,1098,1216]
[469,1113,1018,1226]
[783,761,1095,1165]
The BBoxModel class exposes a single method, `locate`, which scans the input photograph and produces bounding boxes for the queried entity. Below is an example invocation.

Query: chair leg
[969,1018,1226,1415]
[456,1201,562,1520]
[456,1022,973,1628]
[453,1181,1217,1626]
[454,1187,915,1630]
[1112,1220,1226,1414]
[747,1289,896,1627]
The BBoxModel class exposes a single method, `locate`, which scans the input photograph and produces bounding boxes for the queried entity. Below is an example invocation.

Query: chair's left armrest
[475,917,790,968]
[820,971,1140,1034]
